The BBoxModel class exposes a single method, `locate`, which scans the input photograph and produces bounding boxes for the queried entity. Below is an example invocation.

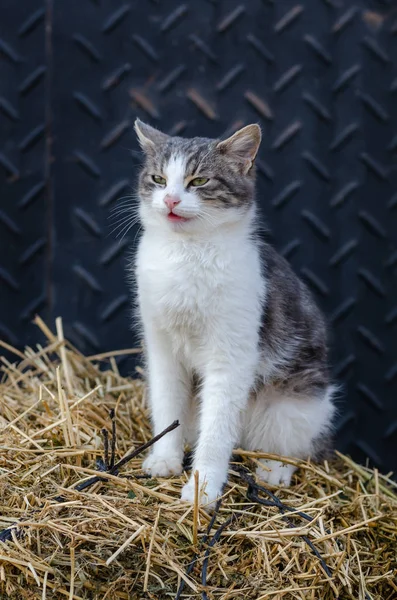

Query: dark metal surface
[0,1,49,348]
[0,0,396,472]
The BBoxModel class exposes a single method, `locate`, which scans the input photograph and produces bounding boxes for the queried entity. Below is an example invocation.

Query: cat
[132,118,336,510]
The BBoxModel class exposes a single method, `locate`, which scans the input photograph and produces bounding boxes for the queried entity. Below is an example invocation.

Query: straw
[0,318,396,600]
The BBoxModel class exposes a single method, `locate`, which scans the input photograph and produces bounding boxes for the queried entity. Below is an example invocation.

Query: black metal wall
[1,0,396,473]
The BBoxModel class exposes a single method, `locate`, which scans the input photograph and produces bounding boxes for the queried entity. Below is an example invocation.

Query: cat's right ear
[134,119,168,153]
[217,124,261,174]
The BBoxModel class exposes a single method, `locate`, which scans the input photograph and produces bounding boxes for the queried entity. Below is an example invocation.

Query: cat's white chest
[136,231,264,367]
[137,236,222,330]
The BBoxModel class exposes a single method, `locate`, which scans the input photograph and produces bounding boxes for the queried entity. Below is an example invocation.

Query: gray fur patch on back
[258,243,330,396]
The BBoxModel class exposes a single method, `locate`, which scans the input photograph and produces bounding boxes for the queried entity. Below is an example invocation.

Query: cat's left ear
[217,124,261,174]
[134,118,169,153]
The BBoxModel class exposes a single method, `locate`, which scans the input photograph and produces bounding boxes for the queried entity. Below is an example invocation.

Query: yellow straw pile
[0,317,396,599]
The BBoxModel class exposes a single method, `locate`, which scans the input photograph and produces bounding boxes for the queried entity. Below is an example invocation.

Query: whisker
[114,213,139,226]
[109,205,140,216]
[117,219,138,242]
[109,216,139,237]
[114,222,136,240]
[113,195,135,202]
[108,208,136,220]
[109,193,139,207]
[131,224,143,247]
[110,202,133,212]
[109,200,135,212]
[110,207,135,216]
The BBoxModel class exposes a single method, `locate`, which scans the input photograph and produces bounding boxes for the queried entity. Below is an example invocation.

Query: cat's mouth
[167,211,190,223]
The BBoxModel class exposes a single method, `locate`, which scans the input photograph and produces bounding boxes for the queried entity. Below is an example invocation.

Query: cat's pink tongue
[167,212,188,222]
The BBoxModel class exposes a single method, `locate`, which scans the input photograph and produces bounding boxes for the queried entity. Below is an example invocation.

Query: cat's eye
[190,177,209,187]
[152,175,166,185]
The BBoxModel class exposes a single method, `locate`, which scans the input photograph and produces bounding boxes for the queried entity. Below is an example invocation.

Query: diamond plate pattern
[0,1,49,349]
[0,0,396,473]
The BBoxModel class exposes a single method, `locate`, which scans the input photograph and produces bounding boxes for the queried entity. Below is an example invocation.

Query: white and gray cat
[132,119,336,509]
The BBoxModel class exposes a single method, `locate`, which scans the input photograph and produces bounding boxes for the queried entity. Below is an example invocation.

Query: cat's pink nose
[164,195,181,210]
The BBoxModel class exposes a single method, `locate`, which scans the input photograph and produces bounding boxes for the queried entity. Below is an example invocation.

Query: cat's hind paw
[142,453,183,477]
[256,459,296,487]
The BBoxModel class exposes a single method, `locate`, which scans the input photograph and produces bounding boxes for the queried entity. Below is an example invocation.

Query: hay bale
[0,317,396,600]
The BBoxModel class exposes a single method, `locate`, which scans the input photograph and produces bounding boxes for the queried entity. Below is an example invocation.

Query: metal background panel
[0,0,396,473]
[0,1,49,349]
[51,0,143,358]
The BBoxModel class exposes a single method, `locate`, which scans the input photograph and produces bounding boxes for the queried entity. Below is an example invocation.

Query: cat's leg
[181,345,257,509]
[242,385,335,486]
[142,325,190,477]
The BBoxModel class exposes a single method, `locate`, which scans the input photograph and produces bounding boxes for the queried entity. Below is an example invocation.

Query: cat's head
[134,119,261,233]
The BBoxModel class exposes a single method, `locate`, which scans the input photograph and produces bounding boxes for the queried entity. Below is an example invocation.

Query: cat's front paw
[181,476,224,512]
[256,459,296,487]
[142,453,183,477]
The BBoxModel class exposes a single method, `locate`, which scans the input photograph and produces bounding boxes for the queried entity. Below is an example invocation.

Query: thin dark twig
[175,498,223,600]
[110,408,116,470]
[102,428,109,471]
[113,420,179,472]
[120,473,152,480]
[59,419,180,496]
[247,486,332,578]
[205,499,224,540]
[235,465,333,579]
[201,514,236,600]
[0,419,180,543]
[236,466,318,524]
